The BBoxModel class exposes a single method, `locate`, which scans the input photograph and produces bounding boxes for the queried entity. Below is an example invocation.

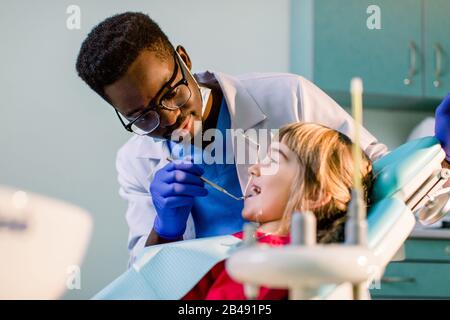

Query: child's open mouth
[245,184,261,198]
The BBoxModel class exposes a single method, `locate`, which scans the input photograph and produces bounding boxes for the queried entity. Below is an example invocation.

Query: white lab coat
[116,71,388,263]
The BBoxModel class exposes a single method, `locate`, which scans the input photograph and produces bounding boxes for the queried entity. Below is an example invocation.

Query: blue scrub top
[168,99,246,237]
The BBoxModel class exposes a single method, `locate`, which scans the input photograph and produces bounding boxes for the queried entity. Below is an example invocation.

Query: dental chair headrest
[371,136,443,202]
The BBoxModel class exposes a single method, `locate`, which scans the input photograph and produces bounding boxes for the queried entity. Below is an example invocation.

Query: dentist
[75,12,450,264]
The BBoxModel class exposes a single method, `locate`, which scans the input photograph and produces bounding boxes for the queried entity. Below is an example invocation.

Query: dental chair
[227,136,450,300]
[94,136,450,300]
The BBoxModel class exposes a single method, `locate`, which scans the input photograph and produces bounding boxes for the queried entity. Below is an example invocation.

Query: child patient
[182,122,373,300]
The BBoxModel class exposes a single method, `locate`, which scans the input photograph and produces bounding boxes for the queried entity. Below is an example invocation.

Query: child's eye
[260,154,278,165]
[269,152,281,163]
[259,156,271,165]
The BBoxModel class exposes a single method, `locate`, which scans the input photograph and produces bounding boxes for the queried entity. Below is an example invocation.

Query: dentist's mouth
[163,111,196,139]
[245,184,261,198]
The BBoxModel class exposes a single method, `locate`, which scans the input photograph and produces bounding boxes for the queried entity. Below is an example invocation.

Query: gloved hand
[150,160,208,239]
[435,93,450,161]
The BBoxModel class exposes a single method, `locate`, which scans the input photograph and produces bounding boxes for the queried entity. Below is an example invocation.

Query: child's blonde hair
[276,122,373,243]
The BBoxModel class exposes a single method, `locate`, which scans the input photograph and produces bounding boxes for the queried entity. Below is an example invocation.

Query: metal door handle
[381,276,416,283]
[445,245,450,255]
[404,41,418,86]
[433,43,443,88]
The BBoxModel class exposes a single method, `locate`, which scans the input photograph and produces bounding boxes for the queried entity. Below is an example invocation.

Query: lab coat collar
[134,71,267,159]
[196,71,267,131]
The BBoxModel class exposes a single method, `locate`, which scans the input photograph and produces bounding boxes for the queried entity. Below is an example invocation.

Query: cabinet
[370,238,450,299]
[290,0,450,108]
[424,0,450,98]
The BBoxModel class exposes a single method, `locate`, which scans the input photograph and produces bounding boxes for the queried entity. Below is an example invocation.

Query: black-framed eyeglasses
[114,49,192,135]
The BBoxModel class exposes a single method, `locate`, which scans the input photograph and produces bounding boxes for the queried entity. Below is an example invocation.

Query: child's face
[242,140,299,224]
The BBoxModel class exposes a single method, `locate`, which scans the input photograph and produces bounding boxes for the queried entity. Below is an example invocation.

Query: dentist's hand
[150,160,208,239]
[435,93,450,161]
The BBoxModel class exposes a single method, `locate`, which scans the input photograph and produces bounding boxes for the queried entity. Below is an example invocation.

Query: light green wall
[352,109,433,150]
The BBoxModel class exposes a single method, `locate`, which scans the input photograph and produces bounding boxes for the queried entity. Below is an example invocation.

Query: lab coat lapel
[214,72,267,131]
[214,72,267,194]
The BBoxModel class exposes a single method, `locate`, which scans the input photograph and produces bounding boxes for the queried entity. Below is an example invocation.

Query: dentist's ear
[176,45,192,70]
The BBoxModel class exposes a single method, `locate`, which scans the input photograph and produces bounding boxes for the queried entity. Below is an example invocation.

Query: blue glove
[150,160,208,239]
[435,93,450,161]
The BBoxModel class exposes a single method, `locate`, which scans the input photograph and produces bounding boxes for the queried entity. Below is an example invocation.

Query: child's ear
[304,192,332,209]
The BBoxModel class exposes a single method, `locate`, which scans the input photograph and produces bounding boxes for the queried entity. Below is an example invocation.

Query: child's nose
[248,163,261,177]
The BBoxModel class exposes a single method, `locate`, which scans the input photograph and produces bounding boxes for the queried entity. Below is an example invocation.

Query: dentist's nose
[248,163,261,177]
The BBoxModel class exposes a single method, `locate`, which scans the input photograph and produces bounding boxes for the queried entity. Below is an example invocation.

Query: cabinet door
[312,0,423,97]
[424,0,450,98]
[370,262,450,298]
[405,239,450,262]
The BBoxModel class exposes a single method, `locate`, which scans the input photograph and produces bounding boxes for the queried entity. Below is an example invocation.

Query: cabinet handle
[381,276,416,283]
[433,43,443,88]
[404,41,417,86]
[445,246,450,255]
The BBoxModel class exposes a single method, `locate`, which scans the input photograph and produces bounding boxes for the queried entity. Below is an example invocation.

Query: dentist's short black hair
[76,12,173,99]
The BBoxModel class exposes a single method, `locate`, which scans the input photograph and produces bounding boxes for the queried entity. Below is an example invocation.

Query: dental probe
[166,157,245,201]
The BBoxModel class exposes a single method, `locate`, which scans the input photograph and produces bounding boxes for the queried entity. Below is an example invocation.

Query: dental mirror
[415,192,450,226]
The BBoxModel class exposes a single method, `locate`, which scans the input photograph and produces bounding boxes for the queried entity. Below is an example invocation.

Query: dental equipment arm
[345,78,368,247]
[237,212,318,299]
[227,212,377,300]
[344,78,369,299]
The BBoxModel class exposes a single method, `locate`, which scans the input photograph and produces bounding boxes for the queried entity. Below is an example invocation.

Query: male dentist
[76,12,450,264]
